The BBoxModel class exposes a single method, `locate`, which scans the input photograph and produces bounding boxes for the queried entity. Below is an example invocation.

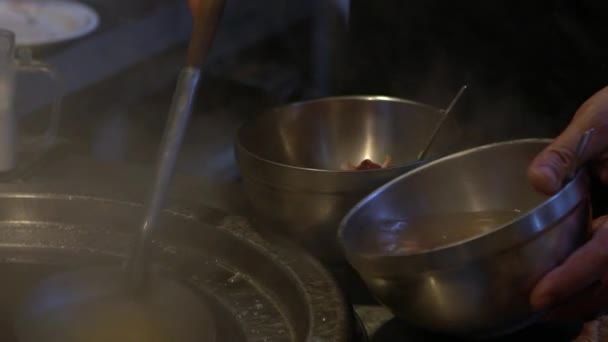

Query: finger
[593,159,608,186]
[574,321,599,342]
[528,86,608,195]
[599,316,608,340]
[592,215,608,235]
[531,220,608,310]
[543,283,608,322]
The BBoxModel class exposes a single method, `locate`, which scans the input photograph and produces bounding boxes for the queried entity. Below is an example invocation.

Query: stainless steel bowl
[235,96,460,262]
[338,139,590,337]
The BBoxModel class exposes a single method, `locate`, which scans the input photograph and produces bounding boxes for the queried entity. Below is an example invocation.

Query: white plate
[0,0,99,47]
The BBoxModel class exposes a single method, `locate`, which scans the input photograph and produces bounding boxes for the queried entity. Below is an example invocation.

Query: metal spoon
[564,128,595,185]
[14,1,226,341]
[417,84,468,161]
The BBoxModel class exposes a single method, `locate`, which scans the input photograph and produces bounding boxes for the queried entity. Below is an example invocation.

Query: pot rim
[234,95,444,176]
[338,138,589,273]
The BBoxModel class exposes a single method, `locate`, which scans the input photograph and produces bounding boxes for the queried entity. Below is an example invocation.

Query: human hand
[528,86,608,320]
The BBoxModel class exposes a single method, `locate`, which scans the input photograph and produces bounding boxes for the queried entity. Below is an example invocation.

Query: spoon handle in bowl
[565,128,594,184]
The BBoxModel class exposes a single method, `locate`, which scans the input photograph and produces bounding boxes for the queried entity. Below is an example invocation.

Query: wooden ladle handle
[186,0,226,68]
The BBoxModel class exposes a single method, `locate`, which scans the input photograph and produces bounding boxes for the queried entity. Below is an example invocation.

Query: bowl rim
[337,138,588,271]
[234,95,444,175]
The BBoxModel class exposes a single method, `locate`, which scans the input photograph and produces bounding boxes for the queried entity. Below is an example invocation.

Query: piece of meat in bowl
[342,155,393,170]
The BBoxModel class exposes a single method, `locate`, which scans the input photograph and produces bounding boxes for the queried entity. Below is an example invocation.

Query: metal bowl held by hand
[338,139,591,338]
[235,96,460,262]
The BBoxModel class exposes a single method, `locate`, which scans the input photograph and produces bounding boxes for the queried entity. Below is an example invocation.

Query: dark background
[16,0,608,183]
[337,0,608,141]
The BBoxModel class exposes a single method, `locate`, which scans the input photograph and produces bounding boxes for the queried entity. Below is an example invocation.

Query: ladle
[14,1,225,341]
[417,84,468,161]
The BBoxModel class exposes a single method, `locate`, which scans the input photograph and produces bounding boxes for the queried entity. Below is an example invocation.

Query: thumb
[528,86,608,195]
[527,129,585,196]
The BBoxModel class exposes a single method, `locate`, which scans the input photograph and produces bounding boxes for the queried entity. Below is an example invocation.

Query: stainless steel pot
[235,96,461,262]
[338,139,590,338]
[0,181,350,342]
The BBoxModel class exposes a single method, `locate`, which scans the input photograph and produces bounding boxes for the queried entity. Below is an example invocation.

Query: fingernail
[540,165,560,190]
[531,165,561,195]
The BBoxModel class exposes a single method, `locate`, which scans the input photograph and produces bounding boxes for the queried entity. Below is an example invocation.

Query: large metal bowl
[338,139,590,338]
[0,181,350,342]
[235,96,461,262]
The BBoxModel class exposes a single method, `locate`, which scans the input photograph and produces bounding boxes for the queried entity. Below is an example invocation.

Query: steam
[383,52,572,156]
[344,0,602,155]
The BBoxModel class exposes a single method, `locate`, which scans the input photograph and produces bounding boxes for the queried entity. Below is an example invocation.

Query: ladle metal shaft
[125,0,225,290]
[14,2,226,342]
[125,68,200,289]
